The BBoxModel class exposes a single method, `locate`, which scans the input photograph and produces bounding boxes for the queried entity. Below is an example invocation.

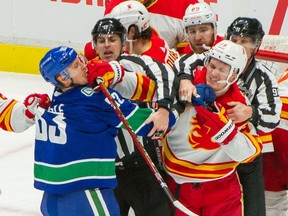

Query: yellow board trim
[0,44,51,74]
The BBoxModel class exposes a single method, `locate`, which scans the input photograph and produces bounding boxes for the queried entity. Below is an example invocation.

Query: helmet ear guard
[59,70,70,81]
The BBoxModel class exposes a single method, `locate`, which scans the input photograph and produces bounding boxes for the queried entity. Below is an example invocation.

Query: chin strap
[126,38,137,53]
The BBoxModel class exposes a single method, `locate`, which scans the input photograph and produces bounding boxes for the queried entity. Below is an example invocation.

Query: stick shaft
[99,83,198,216]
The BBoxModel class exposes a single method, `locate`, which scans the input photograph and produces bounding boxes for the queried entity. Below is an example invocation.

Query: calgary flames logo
[188,116,220,150]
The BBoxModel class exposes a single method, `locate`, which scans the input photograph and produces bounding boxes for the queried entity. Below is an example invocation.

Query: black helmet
[225,17,265,42]
[91,18,127,43]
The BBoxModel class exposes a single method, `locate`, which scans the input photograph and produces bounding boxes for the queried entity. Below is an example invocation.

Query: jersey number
[36,110,67,145]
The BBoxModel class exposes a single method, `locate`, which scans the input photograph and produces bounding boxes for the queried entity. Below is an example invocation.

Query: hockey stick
[98,81,198,216]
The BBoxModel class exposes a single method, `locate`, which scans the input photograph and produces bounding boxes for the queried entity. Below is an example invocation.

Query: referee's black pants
[237,153,266,216]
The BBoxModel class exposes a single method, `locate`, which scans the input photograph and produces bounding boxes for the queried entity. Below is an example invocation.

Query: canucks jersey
[33,86,176,194]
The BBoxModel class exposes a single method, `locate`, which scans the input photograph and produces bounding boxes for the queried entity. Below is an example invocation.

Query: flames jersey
[0,93,33,132]
[163,71,262,184]
[140,34,179,69]
[263,69,288,191]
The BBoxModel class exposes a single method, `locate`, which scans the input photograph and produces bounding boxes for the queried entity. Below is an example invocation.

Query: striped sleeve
[113,71,157,102]
[119,54,175,110]
[174,53,206,80]
[244,62,282,132]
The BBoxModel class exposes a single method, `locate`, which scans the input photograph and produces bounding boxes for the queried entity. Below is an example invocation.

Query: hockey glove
[87,59,125,91]
[192,84,216,107]
[195,102,238,145]
[24,93,51,119]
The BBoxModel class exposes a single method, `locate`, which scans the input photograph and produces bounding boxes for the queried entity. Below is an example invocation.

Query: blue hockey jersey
[33,86,175,194]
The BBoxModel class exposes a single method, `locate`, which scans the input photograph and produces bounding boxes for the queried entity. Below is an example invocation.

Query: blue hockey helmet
[39,46,77,86]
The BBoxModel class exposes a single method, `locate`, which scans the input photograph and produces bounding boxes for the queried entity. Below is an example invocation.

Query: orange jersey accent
[0,95,19,132]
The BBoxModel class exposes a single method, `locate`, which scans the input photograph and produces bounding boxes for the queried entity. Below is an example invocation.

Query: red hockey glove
[195,102,238,145]
[24,93,51,119]
[87,59,125,91]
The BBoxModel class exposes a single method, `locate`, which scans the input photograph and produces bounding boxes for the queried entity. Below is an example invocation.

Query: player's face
[230,35,255,62]
[95,34,123,62]
[205,58,233,96]
[66,55,88,85]
[186,23,215,54]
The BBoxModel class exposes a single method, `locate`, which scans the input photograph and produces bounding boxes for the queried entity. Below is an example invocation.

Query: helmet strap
[126,38,137,53]
[215,69,237,95]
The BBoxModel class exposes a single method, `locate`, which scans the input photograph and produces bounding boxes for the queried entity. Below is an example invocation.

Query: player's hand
[145,108,169,138]
[178,79,197,103]
[192,84,216,107]
[24,93,51,119]
[195,102,238,145]
[227,101,252,123]
[87,59,125,91]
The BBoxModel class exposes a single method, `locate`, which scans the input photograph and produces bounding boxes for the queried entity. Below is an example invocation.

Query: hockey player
[0,93,50,133]
[181,2,223,55]
[175,2,223,102]
[89,17,176,215]
[106,0,179,69]
[262,68,288,216]
[225,17,282,216]
[35,46,177,216]
[163,40,262,216]
[104,0,198,54]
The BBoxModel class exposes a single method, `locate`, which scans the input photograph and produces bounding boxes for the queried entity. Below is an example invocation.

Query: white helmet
[209,40,247,76]
[206,40,248,92]
[107,1,150,33]
[183,2,217,29]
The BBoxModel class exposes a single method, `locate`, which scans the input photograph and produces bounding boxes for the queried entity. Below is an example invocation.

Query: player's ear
[229,72,237,83]
[127,26,136,40]
[121,43,126,53]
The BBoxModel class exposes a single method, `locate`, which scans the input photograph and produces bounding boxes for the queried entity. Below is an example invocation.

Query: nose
[79,60,87,71]
[194,31,202,40]
[104,39,112,46]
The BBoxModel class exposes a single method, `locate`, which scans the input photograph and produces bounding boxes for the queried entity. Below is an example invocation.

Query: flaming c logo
[188,116,220,150]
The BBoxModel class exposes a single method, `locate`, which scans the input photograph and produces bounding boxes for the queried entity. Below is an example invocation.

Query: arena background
[0,0,287,74]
